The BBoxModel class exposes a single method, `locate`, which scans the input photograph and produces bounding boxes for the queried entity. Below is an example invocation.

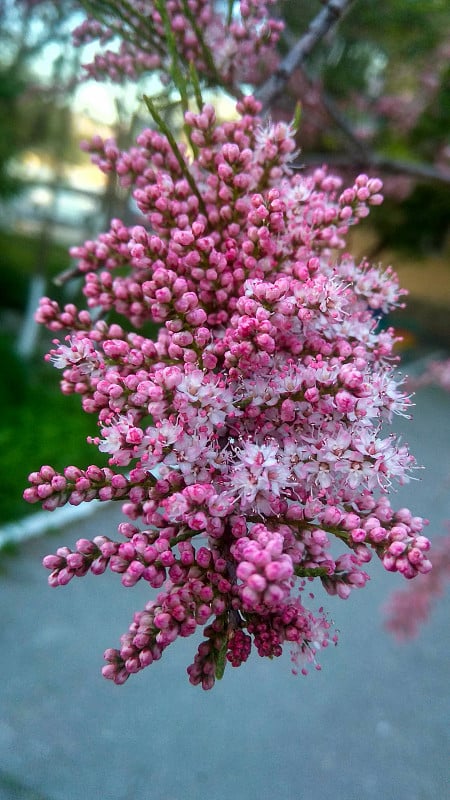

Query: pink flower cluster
[72,0,283,88]
[384,532,450,640]
[408,357,450,393]
[26,94,431,688]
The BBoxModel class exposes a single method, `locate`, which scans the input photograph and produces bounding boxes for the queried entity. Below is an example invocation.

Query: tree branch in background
[370,156,450,185]
[296,72,450,186]
[53,263,82,287]
[296,153,450,185]
[256,0,355,110]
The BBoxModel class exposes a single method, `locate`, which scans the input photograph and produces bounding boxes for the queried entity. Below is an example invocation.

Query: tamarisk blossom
[25,93,431,689]
[384,531,450,640]
[72,0,283,89]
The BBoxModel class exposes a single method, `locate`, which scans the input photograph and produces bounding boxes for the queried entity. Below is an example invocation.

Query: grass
[0,228,71,311]
[0,228,104,526]
[0,333,106,526]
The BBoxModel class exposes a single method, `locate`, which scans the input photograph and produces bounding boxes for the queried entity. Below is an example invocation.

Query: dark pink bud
[40,465,56,481]
[64,466,82,481]
[66,553,86,569]
[90,556,108,575]
[57,568,74,586]
[76,538,97,554]
[43,554,65,570]
[85,465,105,482]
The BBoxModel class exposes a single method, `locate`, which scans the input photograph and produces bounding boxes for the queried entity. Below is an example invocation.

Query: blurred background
[0,2,449,798]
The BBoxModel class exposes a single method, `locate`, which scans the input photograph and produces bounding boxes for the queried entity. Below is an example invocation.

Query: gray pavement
[1,385,449,800]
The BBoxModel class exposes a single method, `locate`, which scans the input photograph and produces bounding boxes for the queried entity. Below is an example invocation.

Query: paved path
[1,386,449,800]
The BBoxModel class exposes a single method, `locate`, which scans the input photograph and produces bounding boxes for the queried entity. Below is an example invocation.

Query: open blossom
[48,336,100,373]
[25,79,432,689]
[228,440,292,513]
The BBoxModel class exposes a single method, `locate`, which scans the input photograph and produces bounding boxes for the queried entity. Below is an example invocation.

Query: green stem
[79,0,164,58]
[226,0,236,27]
[154,0,189,113]
[189,61,205,113]
[180,0,222,85]
[294,566,329,579]
[169,528,203,548]
[143,94,207,217]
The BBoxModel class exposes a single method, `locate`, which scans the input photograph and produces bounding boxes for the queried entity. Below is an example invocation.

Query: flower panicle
[25,17,431,688]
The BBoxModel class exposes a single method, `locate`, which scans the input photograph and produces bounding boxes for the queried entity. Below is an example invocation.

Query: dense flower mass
[24,90,432,688]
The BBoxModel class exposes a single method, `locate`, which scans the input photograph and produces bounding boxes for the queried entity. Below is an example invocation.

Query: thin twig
[256,0,355,110]
[295,153,450,185]
[312,82,370,160]
[180,0,222,86]
[371,156,450,184]
[294,66,450,185]
[53,264,83,287]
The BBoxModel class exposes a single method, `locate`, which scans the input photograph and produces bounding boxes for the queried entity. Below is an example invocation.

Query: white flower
[50,337,99,373]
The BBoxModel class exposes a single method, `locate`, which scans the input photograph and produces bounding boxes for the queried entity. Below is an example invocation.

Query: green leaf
[214,634,229,680]
[189,62,205,113]
[292,101,302,133]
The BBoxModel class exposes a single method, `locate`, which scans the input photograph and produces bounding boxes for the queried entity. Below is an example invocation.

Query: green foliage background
[0,333,102,525]
[0,231,105,525]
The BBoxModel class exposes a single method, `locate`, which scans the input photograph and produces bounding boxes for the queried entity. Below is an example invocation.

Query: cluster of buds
[383,532,450,640]
[72,0,283,89]
[25,86,431,688]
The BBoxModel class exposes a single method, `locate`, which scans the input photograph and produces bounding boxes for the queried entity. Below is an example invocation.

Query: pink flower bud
[43,554,64,570]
